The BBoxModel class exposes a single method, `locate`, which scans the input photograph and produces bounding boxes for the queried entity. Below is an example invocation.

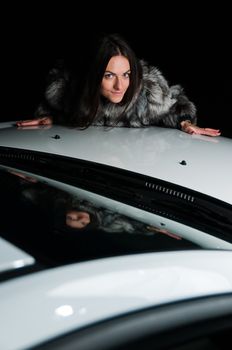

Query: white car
[0,121,232,350]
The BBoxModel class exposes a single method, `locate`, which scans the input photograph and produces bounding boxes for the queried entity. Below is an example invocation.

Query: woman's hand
[146,226,182,240]
[180,120,221,137]
[16,116,53,127]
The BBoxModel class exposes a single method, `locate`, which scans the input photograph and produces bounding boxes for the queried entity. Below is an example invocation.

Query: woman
[17,33,220,136]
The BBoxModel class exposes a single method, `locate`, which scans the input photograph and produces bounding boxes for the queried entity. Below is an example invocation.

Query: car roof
[1,250,232,350]
[0,122,232,205]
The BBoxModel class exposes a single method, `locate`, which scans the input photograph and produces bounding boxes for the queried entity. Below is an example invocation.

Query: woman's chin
[109,96,124,103]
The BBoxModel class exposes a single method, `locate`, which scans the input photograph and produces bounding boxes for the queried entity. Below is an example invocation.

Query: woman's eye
[123,73,130,78]
[104,73,113,79]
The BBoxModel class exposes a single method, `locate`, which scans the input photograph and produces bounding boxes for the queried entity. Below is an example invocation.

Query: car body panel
[0,236,35,273]
[0,122,231,205]
[2,250,232,350]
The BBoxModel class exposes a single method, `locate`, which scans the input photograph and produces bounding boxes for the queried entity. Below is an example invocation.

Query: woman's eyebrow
[105,69,131,75]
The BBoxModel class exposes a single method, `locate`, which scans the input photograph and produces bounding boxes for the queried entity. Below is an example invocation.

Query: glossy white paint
[0,122,231,205]
[0,237,35,273]
[1,250,232,349]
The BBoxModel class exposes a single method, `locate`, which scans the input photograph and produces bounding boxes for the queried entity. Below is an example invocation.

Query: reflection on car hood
[1,250,232,349]
[0,122,232,204]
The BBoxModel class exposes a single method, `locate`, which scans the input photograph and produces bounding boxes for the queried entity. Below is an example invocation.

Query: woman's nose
[114,77,122,90]
[82,217,90,224]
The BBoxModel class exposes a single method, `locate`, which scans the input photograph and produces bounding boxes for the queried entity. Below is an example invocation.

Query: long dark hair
[69,33,142,128]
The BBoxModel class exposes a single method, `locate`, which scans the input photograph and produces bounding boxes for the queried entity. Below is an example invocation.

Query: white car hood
[0,237,35,273]
[1,250,232,349]
[0,122,231,204]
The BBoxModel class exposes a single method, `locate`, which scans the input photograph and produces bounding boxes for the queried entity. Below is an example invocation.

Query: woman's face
[101,55,131,103]
[66,210,90,229]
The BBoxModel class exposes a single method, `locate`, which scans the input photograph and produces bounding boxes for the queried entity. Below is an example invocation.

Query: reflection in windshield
[12,169,181,240]
[64,198,182,240]
[0,167,200,266]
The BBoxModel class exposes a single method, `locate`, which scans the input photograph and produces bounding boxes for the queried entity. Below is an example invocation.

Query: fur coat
[35,59,197,129]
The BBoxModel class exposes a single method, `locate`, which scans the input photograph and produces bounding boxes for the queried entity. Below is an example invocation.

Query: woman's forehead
[106,56,130,73]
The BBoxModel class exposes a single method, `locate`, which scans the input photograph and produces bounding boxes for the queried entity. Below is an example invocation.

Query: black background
[2,5,232,137]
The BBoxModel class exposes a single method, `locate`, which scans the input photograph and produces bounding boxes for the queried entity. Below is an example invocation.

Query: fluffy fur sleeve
[125,60,197,128]
[34,60,69,124]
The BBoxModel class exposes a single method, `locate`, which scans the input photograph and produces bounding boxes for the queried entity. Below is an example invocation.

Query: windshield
[0,165,207,269]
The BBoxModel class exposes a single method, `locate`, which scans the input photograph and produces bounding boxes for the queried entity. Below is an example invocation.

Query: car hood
[0,236,35,273]
[0,122,231,205]
[1,250,232,349]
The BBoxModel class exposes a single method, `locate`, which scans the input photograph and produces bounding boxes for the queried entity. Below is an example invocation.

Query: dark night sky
[2,5,232,137]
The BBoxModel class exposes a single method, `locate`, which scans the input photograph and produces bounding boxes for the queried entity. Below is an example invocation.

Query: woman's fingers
[16,117,52,127]
[185,125,221,137]
[203,128,221,136]
[196,128,221,136]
